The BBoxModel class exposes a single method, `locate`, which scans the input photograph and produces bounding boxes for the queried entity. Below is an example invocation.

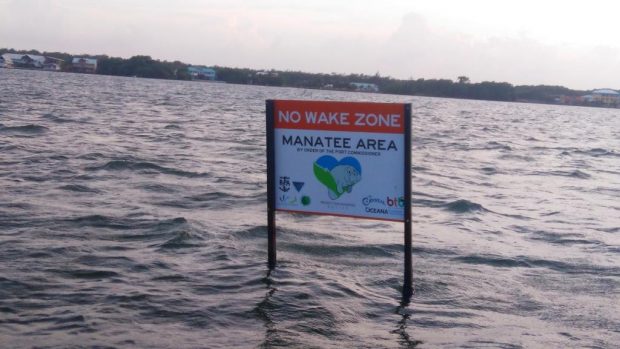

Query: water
[1,69,619,348]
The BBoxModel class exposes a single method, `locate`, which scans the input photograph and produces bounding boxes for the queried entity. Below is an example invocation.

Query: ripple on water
[0,124,48,135]
[443,199,486,213]
[1,71,618,348]
[85,160,210,178]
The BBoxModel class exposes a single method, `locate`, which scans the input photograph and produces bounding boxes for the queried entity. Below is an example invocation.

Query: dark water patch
[0,277,44,293]
[86,160,210,178]
[455,254,620,276]
[188,191,247,202]
[0,144,21,151]
[485,141,512,151]
[23,175,49,182]
[412,246,459,257]
[74,255,136,269]
[231,226,342,245]
[27,251,55,259]
[231,225,268,240]
[155,230,204,250]
[152,274,189,282]
[0,124,48,135]
[53,268,120,279]
[488,210,533,221]
[164,124,181,129]
[58,184,101,193]
[422,179,456,190]
[574,148,619,158]
[157,190,264,209]
[68,215,133,230]
[608,246,620,254]
[282,242,400,258]
[530,169,591,179]
[454,255,531,268]
[139,183,177,193]
[444,199,486,213]
[481,166,498,174]
[463,341,523,349]
[525,229,598,246]
[41,113,76,123]
[104,217,194,242]
[499,154,534,162]
[0,306,17,314]
[77,152,105,160]
[411,190,449,200]
[566,170,591,179]
[410,317,483,329]
[0,202,33,210]
[1,313,87,330]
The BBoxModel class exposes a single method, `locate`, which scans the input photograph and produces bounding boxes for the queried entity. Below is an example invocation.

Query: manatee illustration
[313,156,362,200]
[328,165,361,199]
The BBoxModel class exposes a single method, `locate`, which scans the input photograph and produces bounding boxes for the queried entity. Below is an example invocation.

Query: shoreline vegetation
[3,48,617,107]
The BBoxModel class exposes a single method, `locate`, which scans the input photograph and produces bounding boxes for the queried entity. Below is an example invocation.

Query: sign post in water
[266,99,412,301]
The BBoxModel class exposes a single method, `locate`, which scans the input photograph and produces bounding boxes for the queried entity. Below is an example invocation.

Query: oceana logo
[362,195,386,206]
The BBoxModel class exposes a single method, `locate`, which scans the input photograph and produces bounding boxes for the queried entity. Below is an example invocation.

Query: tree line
[1,48,589,103]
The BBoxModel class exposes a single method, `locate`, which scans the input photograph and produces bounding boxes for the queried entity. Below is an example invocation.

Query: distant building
[43,56,64,71]
[350,82,379,92]
[187,66,216,80]
[582,94,595,103]
[1,53,64,70]
[590,89,620,106]
[23,54,46,68]
[1,53,45,68]
[72,57,97,73]
[255,70,278,77]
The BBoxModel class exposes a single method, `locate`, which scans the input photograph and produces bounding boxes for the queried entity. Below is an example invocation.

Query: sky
[1,0,620,90]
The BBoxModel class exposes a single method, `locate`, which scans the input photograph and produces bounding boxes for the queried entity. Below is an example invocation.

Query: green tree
[457,76,470,84]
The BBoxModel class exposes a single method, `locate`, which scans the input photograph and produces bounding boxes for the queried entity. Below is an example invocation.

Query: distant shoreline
[3,48,619,109]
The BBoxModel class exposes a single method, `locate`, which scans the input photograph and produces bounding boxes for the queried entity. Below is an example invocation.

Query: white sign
[271,100,408,222]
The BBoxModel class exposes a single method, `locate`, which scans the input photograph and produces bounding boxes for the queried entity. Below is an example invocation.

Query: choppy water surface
[1,69,619,348]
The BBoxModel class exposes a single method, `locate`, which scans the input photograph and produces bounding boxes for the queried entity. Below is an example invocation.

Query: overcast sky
[2,0,620,90]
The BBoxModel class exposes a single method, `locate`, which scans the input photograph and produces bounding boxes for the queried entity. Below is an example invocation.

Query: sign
[269,100,409,221]
[265,99,413,301]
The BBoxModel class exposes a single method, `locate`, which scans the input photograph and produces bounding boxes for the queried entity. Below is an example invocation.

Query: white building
[586,89,620,106]
[72,57,97,73]
[350,82,379,92]
[1,53,63,70]
[187,66,216,80]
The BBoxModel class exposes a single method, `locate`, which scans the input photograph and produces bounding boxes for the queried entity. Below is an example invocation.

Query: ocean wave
[0,124,48,134]
[156,230,204,250]
[58,184,101,193]
[574,148,619,158]
[444,199,486,213]
[454,254,620,276]
[531,169,592,179]
[85,160,210,178]
[41,113,78,123]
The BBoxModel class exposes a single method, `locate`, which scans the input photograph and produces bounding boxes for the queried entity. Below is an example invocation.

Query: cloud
[376,13,620,89]
[1,1,619,89]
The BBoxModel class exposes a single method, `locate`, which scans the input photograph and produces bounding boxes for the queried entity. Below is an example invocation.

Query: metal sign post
[266,99,412,301]
[403,103,413,302]
[266,100,277,270]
